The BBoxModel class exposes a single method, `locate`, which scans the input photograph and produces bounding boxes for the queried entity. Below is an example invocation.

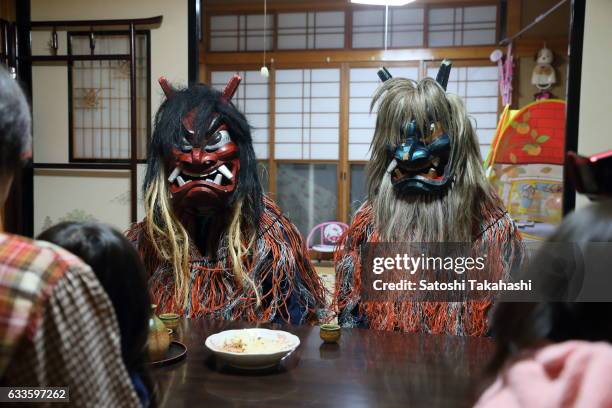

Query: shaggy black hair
[38,222,155,406]
[0,66,31,175]
[144,83,263,231]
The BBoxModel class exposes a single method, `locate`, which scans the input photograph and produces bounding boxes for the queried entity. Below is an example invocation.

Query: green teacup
[159,313,181,330]
[319,324,341,344]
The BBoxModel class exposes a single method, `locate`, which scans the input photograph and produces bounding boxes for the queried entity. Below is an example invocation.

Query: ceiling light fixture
[260,0,269,78]
[350,0,416,6]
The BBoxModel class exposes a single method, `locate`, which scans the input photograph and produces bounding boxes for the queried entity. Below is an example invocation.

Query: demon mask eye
[205,129,231,152]
[179,135,193,152]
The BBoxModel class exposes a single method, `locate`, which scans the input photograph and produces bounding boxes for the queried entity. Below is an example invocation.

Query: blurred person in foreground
[0,66,140,406]
[476,152,612,408]
[38,222,155,407]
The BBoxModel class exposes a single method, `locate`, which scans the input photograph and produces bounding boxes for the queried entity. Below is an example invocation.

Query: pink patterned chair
[306,221,349,261]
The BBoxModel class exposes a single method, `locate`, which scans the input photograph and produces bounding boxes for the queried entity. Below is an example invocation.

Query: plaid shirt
[0,233,140,407]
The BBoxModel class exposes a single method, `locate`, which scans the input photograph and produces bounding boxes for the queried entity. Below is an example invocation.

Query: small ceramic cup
[159,313,181,330]
[319,324,341,344]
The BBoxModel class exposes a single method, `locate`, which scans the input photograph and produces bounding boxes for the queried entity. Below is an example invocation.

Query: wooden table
[152,319,494,408]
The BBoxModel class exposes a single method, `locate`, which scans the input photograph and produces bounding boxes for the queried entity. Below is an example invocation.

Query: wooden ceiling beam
[205,0,501,13]
[201,36,567,65]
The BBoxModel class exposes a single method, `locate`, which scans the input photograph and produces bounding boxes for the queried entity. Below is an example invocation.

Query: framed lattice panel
[274,68,341,160]
[427,5,499,47]
[211,70,270,159]
[68,31,150,162]
[277,11,345,50]
[348,65,419,161]
[209,14,274,52]
[426,62,500,159]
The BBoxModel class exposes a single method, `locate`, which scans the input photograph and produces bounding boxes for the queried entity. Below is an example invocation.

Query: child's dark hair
[37,222,155,405]
[488,202,612,374]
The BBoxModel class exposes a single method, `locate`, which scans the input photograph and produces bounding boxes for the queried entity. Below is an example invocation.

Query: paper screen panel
[210,14,273,51]
[353,7,425,49]
[428,5,497,47]
[277,11,345,50]
[275,68,340,160]
[348,66,418,161]
[70,33,148,161]
[389,8,425,47]
[211,70,269,159]
[427,65,498,159]
[352,9,385,48]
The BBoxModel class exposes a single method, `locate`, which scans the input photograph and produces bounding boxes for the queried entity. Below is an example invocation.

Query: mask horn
[435,59,452,91]
[158,76,175,99]
[377,67,393,82]
[221,74,242,102]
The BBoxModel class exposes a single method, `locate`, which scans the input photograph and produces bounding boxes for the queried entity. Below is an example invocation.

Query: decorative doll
[531,47,557,100]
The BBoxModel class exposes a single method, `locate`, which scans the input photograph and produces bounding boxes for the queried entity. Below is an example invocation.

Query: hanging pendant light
[260,0,269,78]
[351,0,416,6]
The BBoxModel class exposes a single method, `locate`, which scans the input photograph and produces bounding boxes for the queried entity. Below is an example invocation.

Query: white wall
[31,0,188,110]
[31,0,188,234]
[576,0,612,209]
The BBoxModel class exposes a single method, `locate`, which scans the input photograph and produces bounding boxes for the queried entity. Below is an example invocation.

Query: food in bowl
[205,328,300,369]
[221,331,292,353]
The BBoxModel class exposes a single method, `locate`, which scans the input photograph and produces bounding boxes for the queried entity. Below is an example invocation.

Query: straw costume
[334,63,522,335]
[127,76,326,324]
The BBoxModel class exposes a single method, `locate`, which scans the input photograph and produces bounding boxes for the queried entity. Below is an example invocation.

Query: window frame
[205,1,501,53]
[67,29,151,164]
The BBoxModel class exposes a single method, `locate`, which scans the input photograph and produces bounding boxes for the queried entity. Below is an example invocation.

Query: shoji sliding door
[274,68,340,235]
[211,70,270,159]
[426,64,499,159]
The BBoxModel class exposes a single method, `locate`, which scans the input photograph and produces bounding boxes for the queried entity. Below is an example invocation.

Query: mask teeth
[214,173,223,185]
[386,159,398,174]
[168,166,181,182]
[218,165,233,179]
[177,175,186,186]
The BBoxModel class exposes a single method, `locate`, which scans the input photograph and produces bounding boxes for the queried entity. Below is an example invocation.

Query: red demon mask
[160,75,242,215]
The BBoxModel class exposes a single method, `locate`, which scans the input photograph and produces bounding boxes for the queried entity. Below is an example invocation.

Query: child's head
[37,222,151,371]
[488,202,612,373]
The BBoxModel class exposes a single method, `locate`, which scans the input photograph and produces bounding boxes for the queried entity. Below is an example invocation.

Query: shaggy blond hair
[143,171,260,308]
[367,78,496,242]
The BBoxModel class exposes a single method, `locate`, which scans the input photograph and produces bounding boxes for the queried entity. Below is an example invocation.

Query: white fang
[214,173,223,185]
[168,166,181,182]
[177,176,186,186]
[218,165,233,179]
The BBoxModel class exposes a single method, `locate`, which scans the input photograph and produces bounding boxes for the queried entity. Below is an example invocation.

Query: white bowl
[205,328,300,370]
